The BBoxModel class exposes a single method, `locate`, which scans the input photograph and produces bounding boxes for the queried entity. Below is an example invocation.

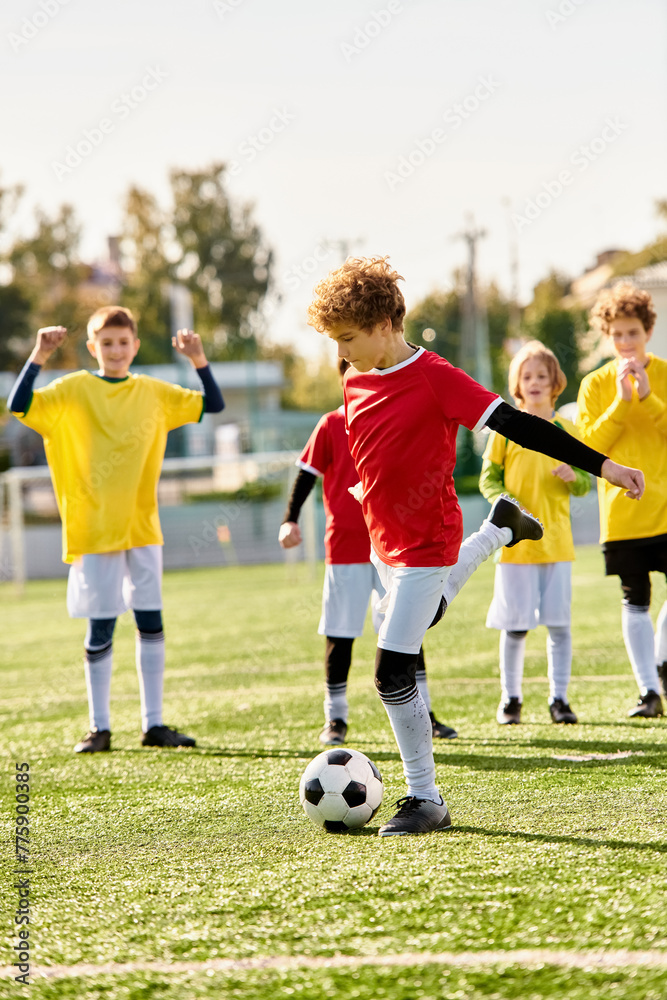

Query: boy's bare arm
[172,328,208,368]
[30,326,67,365]
[600,459,644,499]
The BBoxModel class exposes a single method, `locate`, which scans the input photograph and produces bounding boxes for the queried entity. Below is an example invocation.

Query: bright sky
[2,0,666,360]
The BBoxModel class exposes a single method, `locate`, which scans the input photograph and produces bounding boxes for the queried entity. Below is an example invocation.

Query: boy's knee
[620,575,651,608]
[374,647,418,695]
[134,609,163,633]
[85,617,116,651]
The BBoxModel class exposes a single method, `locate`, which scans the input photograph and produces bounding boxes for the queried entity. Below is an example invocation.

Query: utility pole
[454,217,492,389]
[502,197,521,342]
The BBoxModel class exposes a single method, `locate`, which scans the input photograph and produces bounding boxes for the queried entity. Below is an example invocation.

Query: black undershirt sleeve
[485,401,605,478]
[283,468,317,524]
[195,364,225,413]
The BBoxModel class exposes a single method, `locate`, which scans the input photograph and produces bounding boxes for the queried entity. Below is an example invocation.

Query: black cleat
[497,697,522,725]
[489,494,543,548]
[430,712,458,739]
[141,725,196,747]
[319,719,348,746]
[549,697,578,724]
[378,796,452,837]
[628,690,664,719]
[74,728,111,753]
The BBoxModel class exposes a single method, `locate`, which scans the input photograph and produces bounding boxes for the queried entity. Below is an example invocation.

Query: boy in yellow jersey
[577,284,666,719]
[480,342,590,725]
[8,306,225,751]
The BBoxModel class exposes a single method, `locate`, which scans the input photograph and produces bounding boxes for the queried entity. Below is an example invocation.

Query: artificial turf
[1,547,666,999]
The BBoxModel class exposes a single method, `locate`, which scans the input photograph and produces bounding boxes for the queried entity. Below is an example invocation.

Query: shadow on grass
[454,823,667,854]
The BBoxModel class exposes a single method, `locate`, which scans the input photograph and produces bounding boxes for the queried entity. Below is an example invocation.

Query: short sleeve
[423,357,500,431]
[16,378,68,435]
[155,380,205,429]
[298,414,332,477]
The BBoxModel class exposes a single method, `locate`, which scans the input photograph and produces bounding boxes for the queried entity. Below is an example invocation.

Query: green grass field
[2,546,667,1000]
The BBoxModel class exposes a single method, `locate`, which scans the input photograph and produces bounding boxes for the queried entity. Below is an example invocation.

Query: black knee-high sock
[323,637,354,722]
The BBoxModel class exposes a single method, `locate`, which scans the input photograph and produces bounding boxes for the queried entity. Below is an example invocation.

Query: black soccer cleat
[74,728,111,753]
[430,712,458,739]
[319,719,348,746]
[378,795,452,837]
[628,690,664,719]
[497,697,522,725]
[141,725,196,747]
[549,697,578,724]
[489,494,544,548]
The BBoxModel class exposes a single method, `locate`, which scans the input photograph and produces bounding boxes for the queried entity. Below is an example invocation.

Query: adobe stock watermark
[340,1,404,63]
[8,0,72,53]
[51,65,168,181]
[545,0,589,29]
[213,0,246,17]
[385,75,501,191]
[227,108,296,176]
[512,116,628,232]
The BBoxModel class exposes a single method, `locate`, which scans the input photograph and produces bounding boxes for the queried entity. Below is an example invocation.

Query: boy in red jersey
[279,359,457,746]
[307,257,644,837]
[8,307,224,753]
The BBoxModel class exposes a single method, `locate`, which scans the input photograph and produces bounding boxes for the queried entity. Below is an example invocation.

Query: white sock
[324,683,348,723]
[415,668,432,712]
[499,630,525,702]
[84,646,113,732]
[136,631,165,732]
[547,625,572,702]
[621,603,660,695]
[379,686,440,801]
[443,519,511,606]
[654,600,667,665]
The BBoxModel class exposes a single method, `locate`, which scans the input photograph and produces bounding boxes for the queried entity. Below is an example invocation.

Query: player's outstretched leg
[135,610,196,748]
[75,617,115,753]
[415,647,457,738]
[320,637,352,745]
[429,495,544,622]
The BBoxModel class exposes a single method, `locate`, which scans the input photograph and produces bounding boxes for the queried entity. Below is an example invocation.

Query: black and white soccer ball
[299,748,383,832]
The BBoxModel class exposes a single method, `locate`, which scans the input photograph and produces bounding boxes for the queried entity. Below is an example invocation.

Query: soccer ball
[299,748,383,832]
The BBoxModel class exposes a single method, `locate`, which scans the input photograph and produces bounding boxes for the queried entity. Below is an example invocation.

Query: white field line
[5,949,667,981]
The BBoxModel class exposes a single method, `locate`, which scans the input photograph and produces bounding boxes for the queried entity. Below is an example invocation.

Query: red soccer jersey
[298,406,371,564]
[344,348,500,567]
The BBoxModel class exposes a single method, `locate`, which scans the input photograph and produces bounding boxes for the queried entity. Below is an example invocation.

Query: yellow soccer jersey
[577,354,667,544]
[16,371,204,562]
[481,415,589,564]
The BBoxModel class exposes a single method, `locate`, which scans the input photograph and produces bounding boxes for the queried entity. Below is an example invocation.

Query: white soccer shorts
[318,562,385,638]
[485,561,572,632]
[66,546,163,619]
[371,548,451,655]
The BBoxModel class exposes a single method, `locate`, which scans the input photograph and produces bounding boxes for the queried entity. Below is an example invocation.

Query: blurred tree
[523,271,586,405]
[8,204,105,368]
[119,186,173,363]
[120,163,273,362]
[0,284,33,371]
[170,163,272,359]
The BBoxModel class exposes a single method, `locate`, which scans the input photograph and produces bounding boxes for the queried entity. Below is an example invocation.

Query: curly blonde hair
[307,256,406,333]
[590,283,656,335]
[508,340,567,408]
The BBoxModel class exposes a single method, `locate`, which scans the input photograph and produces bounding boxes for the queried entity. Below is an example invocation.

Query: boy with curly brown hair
[577,283,667,718]
[308,256,644,836]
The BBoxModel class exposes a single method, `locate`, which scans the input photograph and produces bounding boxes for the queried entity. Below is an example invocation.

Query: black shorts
[603,537,667,578]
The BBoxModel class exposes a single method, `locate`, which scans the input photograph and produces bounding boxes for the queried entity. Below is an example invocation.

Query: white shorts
[66,546,163,619]
[318,562,385,638]
[371,548,451,655]
[485,562,572,632]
